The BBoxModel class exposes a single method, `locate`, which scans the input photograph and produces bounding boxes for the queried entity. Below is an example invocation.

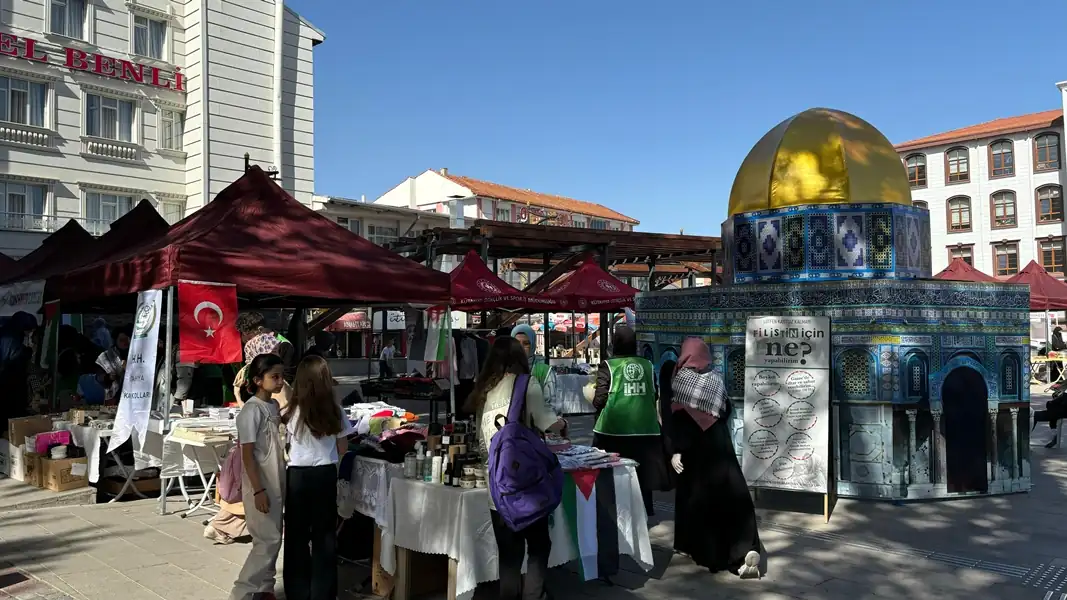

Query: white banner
[0,280,44,321]
[107,290,162,453]
[742,315,831,494]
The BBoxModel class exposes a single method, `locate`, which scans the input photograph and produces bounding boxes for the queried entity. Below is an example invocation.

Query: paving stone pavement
[1,399,1065,600]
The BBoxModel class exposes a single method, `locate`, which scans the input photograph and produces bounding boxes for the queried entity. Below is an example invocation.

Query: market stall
[933,257,997,282]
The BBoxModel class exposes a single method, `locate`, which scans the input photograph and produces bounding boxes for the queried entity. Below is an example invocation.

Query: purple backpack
[488,374,564,531]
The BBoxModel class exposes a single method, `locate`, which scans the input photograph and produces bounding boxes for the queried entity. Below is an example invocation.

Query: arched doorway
[942,366,988,494]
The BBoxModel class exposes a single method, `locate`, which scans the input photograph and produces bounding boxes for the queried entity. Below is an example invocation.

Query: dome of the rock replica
[722,108,931,284]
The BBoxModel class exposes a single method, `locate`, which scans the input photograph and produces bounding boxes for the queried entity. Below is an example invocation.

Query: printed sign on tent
[742,315,831,494]
[108,289,162,453]
[177,281,241,364]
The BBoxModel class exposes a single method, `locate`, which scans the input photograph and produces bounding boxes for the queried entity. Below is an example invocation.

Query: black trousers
[490,510,551,600]
[284,465,338,600]
[379,360,394,379]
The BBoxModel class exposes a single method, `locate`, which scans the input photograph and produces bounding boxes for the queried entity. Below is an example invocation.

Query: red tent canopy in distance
[449,250,558,311]
[932,257,996,283]
[0,220,95,285]
[53,167,451,306]
[1006,260,1067,311]
[544,260,639,312]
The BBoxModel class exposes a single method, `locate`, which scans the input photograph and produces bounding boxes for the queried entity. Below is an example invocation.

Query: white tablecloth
[552,373,596,415]
[69,424,107,483]
[338,456,405,525]
[70,419,227,484]
[379,465,653,600]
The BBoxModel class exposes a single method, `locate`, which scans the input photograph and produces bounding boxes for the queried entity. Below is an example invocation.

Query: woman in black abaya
[664,337,761,578]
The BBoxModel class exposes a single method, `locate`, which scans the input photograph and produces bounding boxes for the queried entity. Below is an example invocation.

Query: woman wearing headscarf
[511,324,557,402]
[666,337,761,579]
[233,330,292,409]
[96,325,133,404]
[591,325,670,516]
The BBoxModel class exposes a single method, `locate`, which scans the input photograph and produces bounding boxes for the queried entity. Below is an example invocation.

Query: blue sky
[288,0,1067,236]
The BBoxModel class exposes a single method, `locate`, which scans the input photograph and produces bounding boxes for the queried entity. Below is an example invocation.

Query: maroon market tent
[933,257,997,283]
[0,220,95,285]
[449,250,558,311]
[51,167,451,307]
[1006,260,1067,311]
[543,260,639,312]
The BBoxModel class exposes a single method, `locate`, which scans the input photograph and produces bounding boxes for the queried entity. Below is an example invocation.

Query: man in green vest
[591,325,670,516]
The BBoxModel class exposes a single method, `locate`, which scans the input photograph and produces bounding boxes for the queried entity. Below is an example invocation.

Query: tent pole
[368,308,375,380]
[159,285,175,516]
[446,306,455,420]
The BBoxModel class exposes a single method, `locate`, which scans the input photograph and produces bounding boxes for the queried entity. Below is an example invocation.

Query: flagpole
[159,285,175,516]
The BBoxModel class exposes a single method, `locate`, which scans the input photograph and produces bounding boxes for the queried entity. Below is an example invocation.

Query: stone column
[988,407,999,483]
[906,409,918,485]
[1009,407,1019,482]
[931,409,944,484]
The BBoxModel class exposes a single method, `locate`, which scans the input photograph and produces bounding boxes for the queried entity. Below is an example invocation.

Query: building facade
[0,0,322,257]
[896,83,1067,278]
[373,168,640,232]
[312,194,450,249]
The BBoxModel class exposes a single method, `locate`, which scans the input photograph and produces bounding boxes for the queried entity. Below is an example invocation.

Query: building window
[905,352,928,401]
[727,349,744,397]
[367,224,398,246]
[993,242,1019,277]
[158,109,183,151]
[85,192,134,233]
[1034,133,1061,172]
[572,218,586,228]
[50,0,85,38]
[1000,353,1019,399]
[1037,185,1064,223]
[1041,238,1065,274]
[948,245,973,265]
[839,349,874,399]
[0,77,47,128]
[989,140,1014,178]
[0,181,47,231]
[990,191,1016,229]
[495,207,510,222]
[86,94,134,142]
[133,15,166,59]
[945,147,969,183]
[947,196,971,232]
[591,219,608,230]
[913,200,929,210]
[905,154,927,188]
[158,200,184,224]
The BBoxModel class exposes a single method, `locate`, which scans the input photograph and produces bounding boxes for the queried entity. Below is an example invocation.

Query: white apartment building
[312,194,450,248]
[374,168,640,232]
[0,0,322,257]
[897,82,1067,278]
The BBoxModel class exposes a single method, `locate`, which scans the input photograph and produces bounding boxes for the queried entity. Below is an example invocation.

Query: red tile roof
[895,109,1063,152]
[441,173,640,225]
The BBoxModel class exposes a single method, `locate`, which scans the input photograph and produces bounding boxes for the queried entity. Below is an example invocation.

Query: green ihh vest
[594,357,660,436]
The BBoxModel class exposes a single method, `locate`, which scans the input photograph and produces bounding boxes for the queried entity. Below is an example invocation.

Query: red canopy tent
[51,167,450,307]
[449,250,558,311]
[933,257,997,283]
[544,260,639,312]
[0,220,95,285]
[0,252,16,278]
[1006,260,1067,311]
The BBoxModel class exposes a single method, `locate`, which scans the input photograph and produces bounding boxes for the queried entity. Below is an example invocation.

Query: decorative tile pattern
[783,215,805,271]
[867,212,893,269]
[808,214,833,270]
[735,222,755,274]
[906,215,922,269]
[836,214,866,268]
[757,219,782,271]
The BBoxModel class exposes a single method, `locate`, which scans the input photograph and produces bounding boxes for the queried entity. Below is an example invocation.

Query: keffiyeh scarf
[244,332,281,364]
[671,367,728,430]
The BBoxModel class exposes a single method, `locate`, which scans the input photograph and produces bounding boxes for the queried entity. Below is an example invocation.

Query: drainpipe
[200,0,210,207]
[272,0,285,180]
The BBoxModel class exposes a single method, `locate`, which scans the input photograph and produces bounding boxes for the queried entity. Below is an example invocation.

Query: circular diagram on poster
[785,401,817,431]
[784,370,817,400]
[785,432,815,460]
[770,456,794,480]
[751,370,781,397]
[747,429,779,460]
[752,398,782,428]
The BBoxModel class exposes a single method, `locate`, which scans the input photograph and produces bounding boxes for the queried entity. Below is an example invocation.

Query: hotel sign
[0,33,185,92]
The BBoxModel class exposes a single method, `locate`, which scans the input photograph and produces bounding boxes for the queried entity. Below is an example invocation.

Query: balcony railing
[81,136,141,162]
[0,123,54,149]
[0,213,116,236]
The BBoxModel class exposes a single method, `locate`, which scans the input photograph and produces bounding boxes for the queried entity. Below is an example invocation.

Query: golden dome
[727,108,912,216]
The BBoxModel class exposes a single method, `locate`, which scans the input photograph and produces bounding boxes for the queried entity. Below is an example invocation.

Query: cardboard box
[41,457,87,492]
[7,416,51,446]
[0,439,10,476]
[23,452,43,488]
[0,441,28,482]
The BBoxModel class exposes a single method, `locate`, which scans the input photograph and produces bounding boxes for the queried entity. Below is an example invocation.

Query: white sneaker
[203,524,234,545]
[737,550,760,579]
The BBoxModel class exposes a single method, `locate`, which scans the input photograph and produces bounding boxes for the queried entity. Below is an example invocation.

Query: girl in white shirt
[281,355,355,600]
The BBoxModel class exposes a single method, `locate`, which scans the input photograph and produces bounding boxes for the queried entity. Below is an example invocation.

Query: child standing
[231,353,287,600]
[282,355,355,600]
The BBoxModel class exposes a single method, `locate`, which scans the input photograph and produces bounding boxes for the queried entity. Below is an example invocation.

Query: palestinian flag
[560,468,621,580]
[423,307,450,362]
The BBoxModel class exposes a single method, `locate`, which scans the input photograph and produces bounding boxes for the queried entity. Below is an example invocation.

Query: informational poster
[107,290,162,454]
[742,315,831,493]
[0,280,44,320]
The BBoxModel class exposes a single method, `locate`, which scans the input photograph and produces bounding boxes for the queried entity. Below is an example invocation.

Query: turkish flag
[178,281,242,364]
